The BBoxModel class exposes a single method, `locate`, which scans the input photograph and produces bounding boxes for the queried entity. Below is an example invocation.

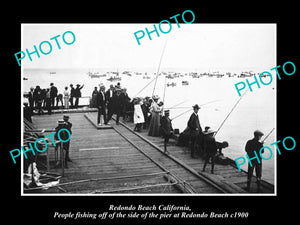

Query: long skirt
[64,96,69,109]
[148,112,160,137]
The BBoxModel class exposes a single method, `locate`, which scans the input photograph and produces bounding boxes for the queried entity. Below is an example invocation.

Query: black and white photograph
[4,4,298,225]
[21,23,276,195]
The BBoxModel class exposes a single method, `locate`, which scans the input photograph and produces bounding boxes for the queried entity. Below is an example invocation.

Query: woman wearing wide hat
[148,95,162,137]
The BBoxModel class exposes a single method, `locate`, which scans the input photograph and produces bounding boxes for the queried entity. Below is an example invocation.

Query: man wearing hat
[160,110,174,154]
[202,128,217,173]
[96,84,107,126]
[54,116,72,168]
[105,85,116,124]
[245,130,264,192]
[69,84,75,108]
[50,83,58,108]
[63,115,72,164]
[187,104,202,158]
[74,84,84,108]
[112,87,124,125]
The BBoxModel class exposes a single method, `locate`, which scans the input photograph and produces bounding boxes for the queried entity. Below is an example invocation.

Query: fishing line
[214,89,249,137]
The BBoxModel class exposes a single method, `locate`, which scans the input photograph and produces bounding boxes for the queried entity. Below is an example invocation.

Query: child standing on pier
[133,98,145,132]
[160,110,174,154]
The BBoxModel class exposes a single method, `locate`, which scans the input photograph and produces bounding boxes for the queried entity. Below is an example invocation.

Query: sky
[21,23,276,72]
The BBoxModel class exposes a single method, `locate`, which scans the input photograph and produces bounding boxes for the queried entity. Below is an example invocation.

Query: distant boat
[107,76,121,82]
[167,82,176,87]
[50,72,56,75]
[87,71,106,78]
[23,77,28,80]
[182,81,189,85]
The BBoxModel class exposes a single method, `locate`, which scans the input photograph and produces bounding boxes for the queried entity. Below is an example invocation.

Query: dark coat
[54,122,72,141]
[113,93,124,112]
[245,138,264,159]
[187,113,202,135]
[105,89,116,103]
[160,116,173,136]
[96,91,106,112]
[70,87,75,97]
[203,135,217,155]
[33,88,43,102]
[74,86,83,98]
[50,86,58,98]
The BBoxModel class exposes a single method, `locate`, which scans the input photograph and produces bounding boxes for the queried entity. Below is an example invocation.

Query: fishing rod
[152,38,168,97]
[262,128,275,143]
[133,40,168,98]
[170,99,222,120]
[162,75,167,112]
[133,75,161,98]
[166,99,188,110]
[214,89,248,137]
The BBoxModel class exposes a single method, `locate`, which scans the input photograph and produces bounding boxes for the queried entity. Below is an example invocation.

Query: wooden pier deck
[25,111,274,194]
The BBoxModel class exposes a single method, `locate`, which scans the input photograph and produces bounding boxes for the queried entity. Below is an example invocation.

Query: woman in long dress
[148,95,162,137]
[91,87,98,108]
[133,98,145,132]
[63,86,70,109]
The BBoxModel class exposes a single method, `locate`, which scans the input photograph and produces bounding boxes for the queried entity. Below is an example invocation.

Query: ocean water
[23,68,276,184]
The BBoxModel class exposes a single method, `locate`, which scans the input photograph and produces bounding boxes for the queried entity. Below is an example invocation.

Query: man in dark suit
[160,110,173,154]
[50,83,58,108]
[28,87,35,109]
[187,104,202,158]
[105,85,115,124]
[112,87,124,125]
[74,84,84,108]
[96,84,107,126]
[69,84,75,108]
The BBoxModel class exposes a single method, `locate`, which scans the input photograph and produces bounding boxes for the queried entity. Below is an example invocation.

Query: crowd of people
[24,83,85,115]
[24,82,265,192]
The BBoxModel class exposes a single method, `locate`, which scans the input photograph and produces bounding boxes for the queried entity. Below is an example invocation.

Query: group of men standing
[96,84,130,126]
[26,83,84,114]
[183,104,266,192]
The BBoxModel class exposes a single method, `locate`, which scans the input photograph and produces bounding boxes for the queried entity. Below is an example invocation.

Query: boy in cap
[202,128,217,174]
[160,110,173,154]
[245,130,264,192]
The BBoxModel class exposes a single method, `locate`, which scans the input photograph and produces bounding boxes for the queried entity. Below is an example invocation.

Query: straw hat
[57,120,65,124]
[203,128,215,135]
[152,95,160,100]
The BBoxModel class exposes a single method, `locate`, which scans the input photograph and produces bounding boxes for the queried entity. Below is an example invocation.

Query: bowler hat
[193,104,200,109]
[63,115,70,120]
